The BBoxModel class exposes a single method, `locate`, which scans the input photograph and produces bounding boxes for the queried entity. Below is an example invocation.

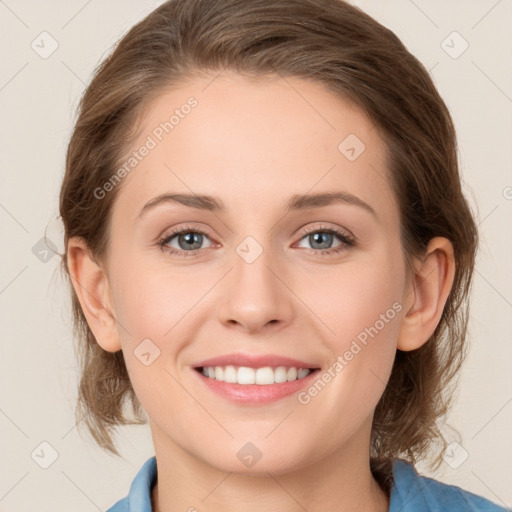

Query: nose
[217,243,294,334]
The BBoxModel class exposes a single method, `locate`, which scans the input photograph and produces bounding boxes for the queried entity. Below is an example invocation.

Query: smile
[196,365,315,385]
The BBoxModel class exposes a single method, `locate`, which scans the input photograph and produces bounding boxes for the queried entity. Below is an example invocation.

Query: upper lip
[193,352,321,370]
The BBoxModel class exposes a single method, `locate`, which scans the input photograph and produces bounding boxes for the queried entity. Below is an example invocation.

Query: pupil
[180,233,202,250]
[311,232,332,249]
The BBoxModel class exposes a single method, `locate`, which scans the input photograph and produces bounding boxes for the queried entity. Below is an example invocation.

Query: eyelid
[158,222,355,242]
[296,223,356,242]
[157,223,213,242]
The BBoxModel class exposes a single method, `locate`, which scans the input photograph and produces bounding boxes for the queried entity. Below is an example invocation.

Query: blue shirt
[106,456,508,511]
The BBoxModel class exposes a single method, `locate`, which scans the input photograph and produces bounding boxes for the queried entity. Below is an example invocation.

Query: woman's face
[103,72,411,473]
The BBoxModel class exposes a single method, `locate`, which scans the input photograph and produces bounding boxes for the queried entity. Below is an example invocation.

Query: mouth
[194,365,320,385]
[191,353,322,403]
[192,365,321,404]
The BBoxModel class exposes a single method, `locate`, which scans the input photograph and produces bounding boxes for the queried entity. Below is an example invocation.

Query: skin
[68,72,455,512]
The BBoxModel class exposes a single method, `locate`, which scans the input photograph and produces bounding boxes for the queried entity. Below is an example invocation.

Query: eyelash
[157,224,356,258]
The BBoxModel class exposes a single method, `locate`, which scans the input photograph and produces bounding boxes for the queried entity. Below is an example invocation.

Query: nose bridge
[235,235,276,289]
[217,233,293,332]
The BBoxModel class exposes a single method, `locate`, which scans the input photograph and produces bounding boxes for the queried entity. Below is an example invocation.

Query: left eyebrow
[285,191,378,219]
[136,191,378,220]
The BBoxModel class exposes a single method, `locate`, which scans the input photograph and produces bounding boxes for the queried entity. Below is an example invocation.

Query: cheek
[295,250,404,347]
[296,249,404,405]
[108,264,201,415]
[110,258,203,341]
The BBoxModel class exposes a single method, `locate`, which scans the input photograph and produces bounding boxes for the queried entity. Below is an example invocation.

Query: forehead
[112,71,396,226]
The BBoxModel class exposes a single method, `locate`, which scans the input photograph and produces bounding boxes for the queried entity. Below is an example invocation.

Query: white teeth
[199,365,314,385]
[287,367,297,381]
[223,365,237,383]
[237,367,255,384]
[298,368,310,379]
[256,367,274,384]
[274,366,288,383]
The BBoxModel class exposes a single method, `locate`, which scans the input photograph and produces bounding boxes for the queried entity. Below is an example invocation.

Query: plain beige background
[0,0,511,510]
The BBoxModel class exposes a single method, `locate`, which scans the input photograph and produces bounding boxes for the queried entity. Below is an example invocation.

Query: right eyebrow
[137,193,224,220]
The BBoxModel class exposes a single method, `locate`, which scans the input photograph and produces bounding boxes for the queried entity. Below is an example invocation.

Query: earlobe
[66,237,122,353]
[397,237,456,351]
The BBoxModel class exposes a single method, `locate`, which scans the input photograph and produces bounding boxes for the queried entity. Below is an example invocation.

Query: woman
[59,0,507,510]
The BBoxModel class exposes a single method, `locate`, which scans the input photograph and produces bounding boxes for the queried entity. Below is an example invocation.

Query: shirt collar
[389,458,430,511]
[128,456,157,512]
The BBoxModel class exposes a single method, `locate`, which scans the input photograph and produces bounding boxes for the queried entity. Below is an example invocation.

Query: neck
[150,423,389,512]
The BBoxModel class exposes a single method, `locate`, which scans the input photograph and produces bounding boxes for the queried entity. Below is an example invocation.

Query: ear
[66,237,122,353]
[397,237,456,351]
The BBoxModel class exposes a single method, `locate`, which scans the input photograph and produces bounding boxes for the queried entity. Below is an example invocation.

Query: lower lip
[192,368,320,404]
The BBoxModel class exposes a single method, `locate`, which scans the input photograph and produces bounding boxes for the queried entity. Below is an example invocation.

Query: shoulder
[105,496,129,512]
[105,456,157,512]
[389,459,509,512]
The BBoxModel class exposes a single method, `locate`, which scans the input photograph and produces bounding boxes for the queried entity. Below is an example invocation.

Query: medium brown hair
[59,0,478,491]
